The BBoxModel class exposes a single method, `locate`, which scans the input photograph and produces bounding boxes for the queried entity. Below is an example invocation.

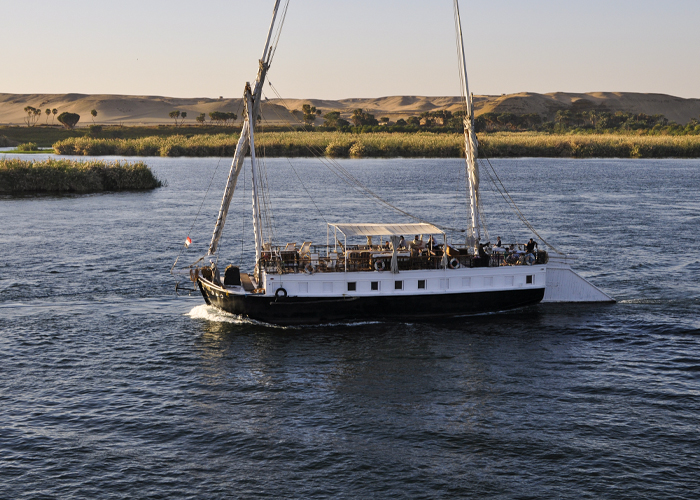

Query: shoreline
[50,132,700,159]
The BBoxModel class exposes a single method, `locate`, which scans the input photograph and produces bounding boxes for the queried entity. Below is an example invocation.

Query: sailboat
[176,0,613,326]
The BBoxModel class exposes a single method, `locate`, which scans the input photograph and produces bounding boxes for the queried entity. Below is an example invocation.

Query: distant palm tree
[45,108,51,124]
[91,109,97,124]
[52,108,58,124]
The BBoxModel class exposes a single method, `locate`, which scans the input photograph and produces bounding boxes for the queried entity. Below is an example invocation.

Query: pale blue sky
[3,0,699,99]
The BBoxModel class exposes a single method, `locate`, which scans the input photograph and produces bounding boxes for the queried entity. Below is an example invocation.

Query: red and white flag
[185,237,192,248]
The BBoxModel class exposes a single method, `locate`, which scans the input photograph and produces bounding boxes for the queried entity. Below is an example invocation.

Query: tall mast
[454,0,481,247]
[247,91,264,281]
[207,0,283,257]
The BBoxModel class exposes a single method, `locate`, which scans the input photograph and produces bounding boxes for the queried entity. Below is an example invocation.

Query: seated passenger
[410,235,425,252]
[426,235,437,254]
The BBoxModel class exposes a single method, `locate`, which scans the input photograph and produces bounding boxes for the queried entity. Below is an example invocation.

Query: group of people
[495,236,539,265]
[372,233,540,266]
[397,235,439,256]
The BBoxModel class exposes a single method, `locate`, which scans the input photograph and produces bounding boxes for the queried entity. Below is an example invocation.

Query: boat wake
[187,304,250,324]
[187,304,292,328]
[187,304,389,328]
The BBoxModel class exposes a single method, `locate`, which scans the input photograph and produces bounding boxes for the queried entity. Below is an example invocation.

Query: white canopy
[328,223,443,237]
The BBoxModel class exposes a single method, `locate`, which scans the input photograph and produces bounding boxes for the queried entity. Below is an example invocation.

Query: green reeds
[0,158,162,194]
[479,132,700,158]
[17,142,39,152]
[52,132,463,158]
[52,131,700,158]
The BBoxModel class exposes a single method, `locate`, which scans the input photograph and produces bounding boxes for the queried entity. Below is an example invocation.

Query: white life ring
[275,287,288,299]
[449,258,460,269]
[374,260,386,271]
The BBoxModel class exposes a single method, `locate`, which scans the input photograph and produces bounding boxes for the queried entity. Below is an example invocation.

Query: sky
[3,0,699,100]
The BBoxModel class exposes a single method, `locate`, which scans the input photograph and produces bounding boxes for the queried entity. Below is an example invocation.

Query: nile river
[1,155,699,498]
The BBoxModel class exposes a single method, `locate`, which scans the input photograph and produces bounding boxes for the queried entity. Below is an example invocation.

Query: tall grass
[17,142,39,152]
[52,131,700,158]
[0,158,162,194]
[53,132,462,158]
[480,132,700,158]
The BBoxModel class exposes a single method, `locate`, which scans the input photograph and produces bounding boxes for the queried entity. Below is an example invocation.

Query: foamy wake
[618,298,665,305]
[187,304,248,324]
[186,304,288,328]
[186,305,389,328]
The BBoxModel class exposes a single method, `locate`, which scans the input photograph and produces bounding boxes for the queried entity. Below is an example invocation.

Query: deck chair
[299,241,312,258]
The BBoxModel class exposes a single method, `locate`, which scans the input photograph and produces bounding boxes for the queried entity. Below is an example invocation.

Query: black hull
[198,280,544,326]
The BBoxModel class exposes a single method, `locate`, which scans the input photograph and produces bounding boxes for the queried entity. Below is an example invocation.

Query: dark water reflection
[1,155,699,498]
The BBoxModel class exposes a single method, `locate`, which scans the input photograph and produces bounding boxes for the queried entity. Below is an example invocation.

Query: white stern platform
[544,254,614,303]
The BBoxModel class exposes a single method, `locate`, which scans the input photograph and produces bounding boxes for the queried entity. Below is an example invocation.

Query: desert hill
[1,92,699,126]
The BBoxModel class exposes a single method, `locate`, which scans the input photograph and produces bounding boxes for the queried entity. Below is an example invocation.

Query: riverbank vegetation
[0,158,162,194]
[4,105,700,158]
[51,131,700,159]
[0,125,244,148]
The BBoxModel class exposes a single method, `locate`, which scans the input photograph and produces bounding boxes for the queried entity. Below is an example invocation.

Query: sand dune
[1,92,698,126]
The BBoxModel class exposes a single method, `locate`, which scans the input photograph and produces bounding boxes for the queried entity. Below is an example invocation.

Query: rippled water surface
[1,155,699,498]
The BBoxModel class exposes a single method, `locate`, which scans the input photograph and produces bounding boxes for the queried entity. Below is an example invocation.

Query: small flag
[185,237,192,248]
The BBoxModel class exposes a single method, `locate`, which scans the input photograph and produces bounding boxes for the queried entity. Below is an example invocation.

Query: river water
[1,155,699,499]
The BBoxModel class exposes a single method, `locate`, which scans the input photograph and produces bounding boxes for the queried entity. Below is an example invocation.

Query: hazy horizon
[3,0,699,100]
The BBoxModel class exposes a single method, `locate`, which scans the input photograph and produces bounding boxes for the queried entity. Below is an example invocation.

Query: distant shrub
[17,142,39,151]
[88,125,103,136]
[349,141,368,158]
[325,140,352,157]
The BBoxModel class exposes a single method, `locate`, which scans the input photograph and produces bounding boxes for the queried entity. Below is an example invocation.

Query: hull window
[418,280,426,289]
[347,282,356,291]
[395,281,403,290]
[526,275,534,284]
[371,281,380,291]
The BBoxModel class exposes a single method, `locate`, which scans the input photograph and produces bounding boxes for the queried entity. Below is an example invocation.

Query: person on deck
[526,238,538,254]
[412,235,425,249]
[506,244,519,265]
[525,238,538,265]
[398,236,406,250]
[427,235,437,253]
[496,236,502,247]
[410,235,425,256]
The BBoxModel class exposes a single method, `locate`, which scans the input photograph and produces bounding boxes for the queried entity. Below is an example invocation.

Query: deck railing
[259,244,548,274]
